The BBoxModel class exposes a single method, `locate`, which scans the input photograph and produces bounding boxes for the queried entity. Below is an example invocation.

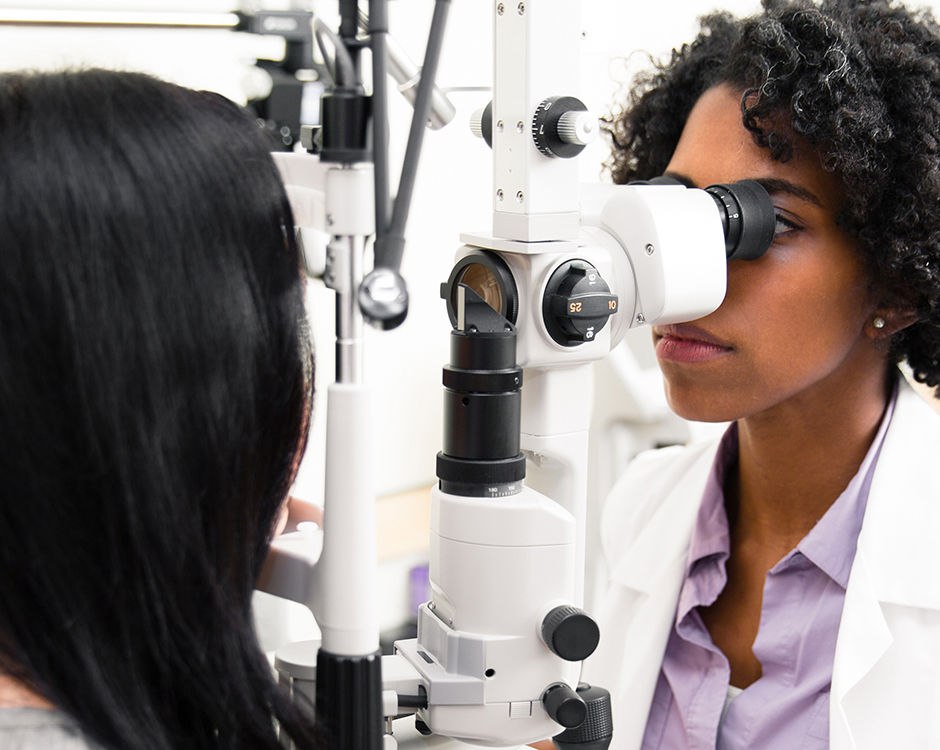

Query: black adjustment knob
[553,683,614,750]
[541,605,600,661]
[542,683,587,729]
[532,96,594,158]
[542,261,619,347]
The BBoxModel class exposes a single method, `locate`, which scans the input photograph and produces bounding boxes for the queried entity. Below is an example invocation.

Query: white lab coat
[582,377,940,750]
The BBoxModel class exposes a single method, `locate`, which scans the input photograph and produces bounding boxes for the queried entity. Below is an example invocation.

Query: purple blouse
[641,393,896,749]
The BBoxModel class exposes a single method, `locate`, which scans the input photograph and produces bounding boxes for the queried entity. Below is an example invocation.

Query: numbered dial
[531,96,596,159]
[542,260,618,347]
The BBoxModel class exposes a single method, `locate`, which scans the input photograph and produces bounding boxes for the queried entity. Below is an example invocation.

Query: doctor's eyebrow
[663,170,824,208]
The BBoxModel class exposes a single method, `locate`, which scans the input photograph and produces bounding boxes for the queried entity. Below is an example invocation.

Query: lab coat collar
[609,379,940,605]
[606,442,717,593]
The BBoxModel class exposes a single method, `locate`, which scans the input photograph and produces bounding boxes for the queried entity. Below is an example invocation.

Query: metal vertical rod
[369,0,391,238]
[378,0,451,272]
[334,235,365,384]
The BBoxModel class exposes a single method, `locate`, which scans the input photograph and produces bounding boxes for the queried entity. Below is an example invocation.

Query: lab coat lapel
[589,441,718,750]
[583,442,717,750]
[829,552,892,750]
[830,379,940,750]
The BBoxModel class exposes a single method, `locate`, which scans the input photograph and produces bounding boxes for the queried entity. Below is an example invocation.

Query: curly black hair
[605,0,940,394]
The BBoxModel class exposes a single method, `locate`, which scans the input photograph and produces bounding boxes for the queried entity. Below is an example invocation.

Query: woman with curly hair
[581,1,940,749]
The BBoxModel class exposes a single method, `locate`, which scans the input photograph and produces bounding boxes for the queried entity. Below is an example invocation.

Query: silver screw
[645,243,655,255]
[496,119,504,133]
[516,120,524,134]
[496,189,504,201]
[516,190,525,203]
[517,1,525,14]
[497,2,504,15]
[636,313,646,324]
[326,214,334,227]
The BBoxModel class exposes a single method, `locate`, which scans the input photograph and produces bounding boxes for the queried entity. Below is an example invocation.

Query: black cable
[314,18,355,87]
[377,0,452,272]
[369,0,391,238]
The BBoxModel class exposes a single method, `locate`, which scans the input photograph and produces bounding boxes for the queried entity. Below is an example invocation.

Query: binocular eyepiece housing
[635,175,776,262]
[435,175,777,496]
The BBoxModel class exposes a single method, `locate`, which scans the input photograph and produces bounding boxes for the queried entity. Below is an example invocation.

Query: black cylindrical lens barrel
[436,325,525,497]
[442,357,520,461]
[704,179,776,261]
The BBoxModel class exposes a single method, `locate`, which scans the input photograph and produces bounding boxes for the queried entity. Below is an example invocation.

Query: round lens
[455,263,505,314]
[442,249,519,329]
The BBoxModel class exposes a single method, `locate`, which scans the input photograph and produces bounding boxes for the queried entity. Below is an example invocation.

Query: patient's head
[0,69,317,749]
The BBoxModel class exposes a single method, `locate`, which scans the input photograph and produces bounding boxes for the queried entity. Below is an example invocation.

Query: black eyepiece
[704,180,776,261]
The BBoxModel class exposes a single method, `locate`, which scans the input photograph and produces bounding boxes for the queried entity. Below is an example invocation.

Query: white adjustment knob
[469,102,493,147]
[469,107,485,138]
[556,110,598,146]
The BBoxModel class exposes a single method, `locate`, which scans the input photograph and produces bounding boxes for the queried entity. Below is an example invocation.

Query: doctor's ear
[866,308,919,340]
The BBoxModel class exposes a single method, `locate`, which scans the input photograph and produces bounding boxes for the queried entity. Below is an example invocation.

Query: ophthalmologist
[580,1,940,749]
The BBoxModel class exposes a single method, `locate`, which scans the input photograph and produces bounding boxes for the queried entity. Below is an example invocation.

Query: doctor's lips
[653,324,733,364]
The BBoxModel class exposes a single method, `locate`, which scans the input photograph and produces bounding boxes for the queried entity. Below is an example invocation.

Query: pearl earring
[873,316,886,329]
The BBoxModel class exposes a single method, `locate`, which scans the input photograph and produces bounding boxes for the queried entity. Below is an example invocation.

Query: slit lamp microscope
[257,1,776,748]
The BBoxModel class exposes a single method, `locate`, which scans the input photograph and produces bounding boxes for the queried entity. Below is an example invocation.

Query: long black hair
[0,69,320,748]
[604,0,940,393]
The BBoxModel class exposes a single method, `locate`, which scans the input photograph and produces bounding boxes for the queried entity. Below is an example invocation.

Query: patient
[0,70,321,749]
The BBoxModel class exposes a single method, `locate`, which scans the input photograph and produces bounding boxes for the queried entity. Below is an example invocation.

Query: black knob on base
[543,683,587,729]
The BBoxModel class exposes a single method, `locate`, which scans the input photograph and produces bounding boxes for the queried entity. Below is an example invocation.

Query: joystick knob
[542,683,587,729]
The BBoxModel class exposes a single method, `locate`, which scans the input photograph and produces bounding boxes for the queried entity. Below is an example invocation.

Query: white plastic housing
[598,184,727,326]
[458,182,729,375]
[395,484,581,746]
[491,0,582,241]
[455,232,630,372]
[315,382,379,655]
[257,383,379,657]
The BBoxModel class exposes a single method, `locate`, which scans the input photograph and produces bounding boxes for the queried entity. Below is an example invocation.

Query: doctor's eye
[773,213,803,240]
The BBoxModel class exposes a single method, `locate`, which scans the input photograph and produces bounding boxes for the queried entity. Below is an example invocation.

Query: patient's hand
[273,496,323,537]
[529,741,554,749]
